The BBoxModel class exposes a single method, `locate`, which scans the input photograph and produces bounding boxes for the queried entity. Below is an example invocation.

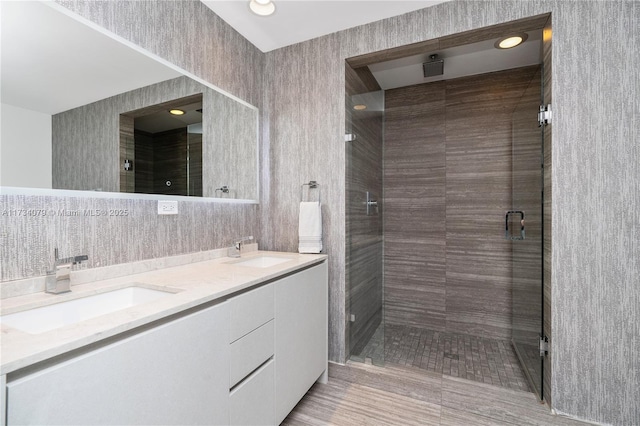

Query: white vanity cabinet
[3,258,328,426]
[226,261,329,426]
[228,283,276,426]
[6,302,230,425]
[275,262,329,424]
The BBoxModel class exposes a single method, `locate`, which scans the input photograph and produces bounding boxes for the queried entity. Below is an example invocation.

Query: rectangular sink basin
[0,286,174,334]
[230,256,292,268]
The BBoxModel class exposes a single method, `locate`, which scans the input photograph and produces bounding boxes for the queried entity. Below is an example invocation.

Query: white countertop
[0,251,326,375]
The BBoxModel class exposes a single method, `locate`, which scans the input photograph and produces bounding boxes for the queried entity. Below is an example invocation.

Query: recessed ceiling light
[495,33,528,49]
[169,109,185,115]
[353,104,367,111]
[249,0,275,17]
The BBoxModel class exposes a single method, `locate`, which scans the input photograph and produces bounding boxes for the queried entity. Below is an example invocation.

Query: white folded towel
[298,201,322,253]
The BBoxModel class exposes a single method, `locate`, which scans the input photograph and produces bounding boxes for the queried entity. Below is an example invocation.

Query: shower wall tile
[445,66,538,340]
[384,81,446,330]
[384,67,537,340]
[511,65,544,346]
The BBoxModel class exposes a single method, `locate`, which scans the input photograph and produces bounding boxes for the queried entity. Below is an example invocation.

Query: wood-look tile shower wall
[384,66,539,340]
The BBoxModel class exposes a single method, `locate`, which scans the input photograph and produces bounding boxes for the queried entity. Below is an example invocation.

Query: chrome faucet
[45,248,88,294]
[228,236,253,258]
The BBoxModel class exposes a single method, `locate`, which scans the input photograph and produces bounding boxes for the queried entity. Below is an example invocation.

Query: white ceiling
[203,0,542,89]
[201,0,451,53]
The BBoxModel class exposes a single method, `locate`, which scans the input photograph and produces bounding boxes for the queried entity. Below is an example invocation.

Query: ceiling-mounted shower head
[423,54,444,77]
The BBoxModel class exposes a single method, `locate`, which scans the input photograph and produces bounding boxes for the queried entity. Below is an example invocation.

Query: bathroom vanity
[0,251,328,425]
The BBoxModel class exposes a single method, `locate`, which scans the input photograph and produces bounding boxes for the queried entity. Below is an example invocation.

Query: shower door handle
[505,210,525,240]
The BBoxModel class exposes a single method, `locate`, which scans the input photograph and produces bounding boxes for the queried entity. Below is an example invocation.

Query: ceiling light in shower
[249,0,275,16]
[353,104,367,111]
[495,33,528,49]
[169,109,185,116]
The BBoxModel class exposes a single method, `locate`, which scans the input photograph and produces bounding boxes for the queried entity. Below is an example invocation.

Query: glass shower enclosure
[346,89,385,365]
[510,65,544,399]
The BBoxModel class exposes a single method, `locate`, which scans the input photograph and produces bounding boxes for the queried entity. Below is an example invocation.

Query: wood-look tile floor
[282,362,588,426]
[354,324,530,392]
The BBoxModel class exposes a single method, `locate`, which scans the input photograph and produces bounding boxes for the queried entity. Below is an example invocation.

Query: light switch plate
[158,200,178,215]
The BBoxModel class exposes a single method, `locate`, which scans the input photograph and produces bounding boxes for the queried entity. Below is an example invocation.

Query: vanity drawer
[229,359,275,426]
[229,320,274,388]
[229,282,274,342]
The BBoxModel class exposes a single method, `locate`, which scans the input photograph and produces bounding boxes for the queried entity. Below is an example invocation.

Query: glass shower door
[346,89,385,365]
[510,66,544,399]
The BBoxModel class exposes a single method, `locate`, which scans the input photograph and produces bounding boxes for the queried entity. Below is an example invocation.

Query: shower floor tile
[356,324,531,393]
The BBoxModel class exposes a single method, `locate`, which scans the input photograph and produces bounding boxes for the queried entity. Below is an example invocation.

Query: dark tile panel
[383,66,538,341]
[444,67,538,339]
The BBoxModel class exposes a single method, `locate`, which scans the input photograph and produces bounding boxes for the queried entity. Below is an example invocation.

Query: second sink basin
[230,256,292,268]
[0,285,175,334]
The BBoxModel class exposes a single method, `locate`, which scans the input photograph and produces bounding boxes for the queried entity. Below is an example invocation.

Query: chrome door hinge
[345,133,357,142]
[540,335,549,357]
[538,104,552,126]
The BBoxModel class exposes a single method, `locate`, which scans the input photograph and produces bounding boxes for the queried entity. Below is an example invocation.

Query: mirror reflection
[121,94,204,197]
[0,1,259,201]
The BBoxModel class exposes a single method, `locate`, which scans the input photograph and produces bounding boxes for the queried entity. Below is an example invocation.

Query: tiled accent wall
[384,80,447,332]
[383,66,539,340]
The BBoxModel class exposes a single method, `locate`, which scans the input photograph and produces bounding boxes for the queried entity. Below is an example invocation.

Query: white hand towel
[298,201,322,253]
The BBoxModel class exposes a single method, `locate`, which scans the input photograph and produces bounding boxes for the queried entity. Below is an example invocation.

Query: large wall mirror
[1,1,259,202]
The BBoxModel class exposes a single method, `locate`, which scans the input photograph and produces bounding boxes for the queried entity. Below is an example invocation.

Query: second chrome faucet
[228,236,253,258]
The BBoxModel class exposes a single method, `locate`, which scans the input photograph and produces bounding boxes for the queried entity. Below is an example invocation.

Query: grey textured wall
[262,34,346,362]
[0,194,258,281]
[264,1,639,424]
[551,2,639,424]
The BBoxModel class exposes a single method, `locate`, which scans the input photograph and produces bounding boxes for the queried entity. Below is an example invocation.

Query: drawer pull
[230,357,274,394]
